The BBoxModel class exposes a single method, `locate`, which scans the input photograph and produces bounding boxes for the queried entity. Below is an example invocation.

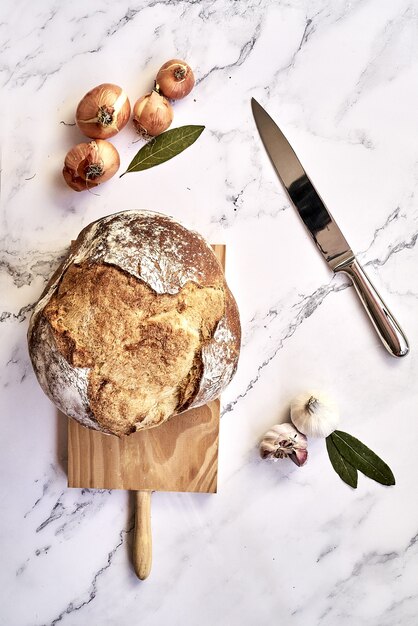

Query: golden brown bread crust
[28,210,241,436]
[43,263,224,435]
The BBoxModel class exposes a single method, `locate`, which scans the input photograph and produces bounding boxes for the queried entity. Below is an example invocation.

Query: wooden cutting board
[68,400,220,493]
[67,245,225,579]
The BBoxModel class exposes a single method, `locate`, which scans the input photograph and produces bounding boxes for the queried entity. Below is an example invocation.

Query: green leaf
[121,125,205,175]
[331,431,395,486]
[326,436,358,488]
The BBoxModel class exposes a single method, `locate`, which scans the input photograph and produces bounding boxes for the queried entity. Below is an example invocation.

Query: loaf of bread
[28,211,240,436]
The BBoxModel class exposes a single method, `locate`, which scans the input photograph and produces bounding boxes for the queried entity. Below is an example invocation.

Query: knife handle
[336,258,409,357]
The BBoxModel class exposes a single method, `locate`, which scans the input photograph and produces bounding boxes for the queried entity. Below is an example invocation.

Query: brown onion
[155,59,195,100]
[132,91,173,136]
[76,83,131,139]
[63,140,120,192]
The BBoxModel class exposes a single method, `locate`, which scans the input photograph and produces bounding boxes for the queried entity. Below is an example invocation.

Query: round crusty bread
[28,210,241,436]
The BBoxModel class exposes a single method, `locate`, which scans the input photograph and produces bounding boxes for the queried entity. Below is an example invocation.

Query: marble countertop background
[1,0,418,624]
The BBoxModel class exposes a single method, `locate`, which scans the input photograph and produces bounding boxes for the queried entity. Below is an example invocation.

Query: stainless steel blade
[251,98,353,270]
[251,97,409,357]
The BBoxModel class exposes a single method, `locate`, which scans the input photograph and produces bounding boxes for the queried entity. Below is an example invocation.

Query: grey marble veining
[1,0,418,624]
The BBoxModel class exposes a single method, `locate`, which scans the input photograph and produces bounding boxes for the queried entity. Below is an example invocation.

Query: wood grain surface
[67,245,225,493]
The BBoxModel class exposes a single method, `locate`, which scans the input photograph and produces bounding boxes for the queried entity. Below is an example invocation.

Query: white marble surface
[1,0,418,624]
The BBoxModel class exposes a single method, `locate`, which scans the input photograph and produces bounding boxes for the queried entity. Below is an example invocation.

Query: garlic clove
[290,391,339,438]
[63,139,120,192]
[260,423,308,466]
[290,447,308,467]
[132,91,173,137]
[76,83,131,139]
[156,59,195,100]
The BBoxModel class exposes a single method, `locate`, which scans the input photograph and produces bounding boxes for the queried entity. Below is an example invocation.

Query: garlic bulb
[132,91,173,136]
[290,391,339,438]
[156,59,195,100]
[260,423,308,467]
[76,83,131,139]
[62,140,120,192]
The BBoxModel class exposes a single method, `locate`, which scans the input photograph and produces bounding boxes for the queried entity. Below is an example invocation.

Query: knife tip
[251,97,260,115]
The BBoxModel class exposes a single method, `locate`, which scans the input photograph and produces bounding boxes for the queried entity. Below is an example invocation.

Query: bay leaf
[326,435,358,488]
[121,125,205,175]
[331,430,395,486]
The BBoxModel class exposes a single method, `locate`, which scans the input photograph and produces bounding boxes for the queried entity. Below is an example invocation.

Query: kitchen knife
[251,98,409,357]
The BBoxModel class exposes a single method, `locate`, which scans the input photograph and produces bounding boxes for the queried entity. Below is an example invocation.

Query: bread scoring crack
[43,263,225,436]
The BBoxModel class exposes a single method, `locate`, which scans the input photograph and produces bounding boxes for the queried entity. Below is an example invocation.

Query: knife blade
[251,97,409,357]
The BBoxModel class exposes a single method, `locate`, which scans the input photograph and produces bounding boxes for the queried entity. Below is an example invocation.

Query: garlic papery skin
[132,91,173,136]
[76,83,131,139]
[290,391,339,438]
[62,140,120,192]
[156,59,195,100]
[260,423,308,467]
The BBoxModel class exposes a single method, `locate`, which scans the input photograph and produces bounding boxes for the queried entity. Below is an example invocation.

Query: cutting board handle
[133,490,152,580]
